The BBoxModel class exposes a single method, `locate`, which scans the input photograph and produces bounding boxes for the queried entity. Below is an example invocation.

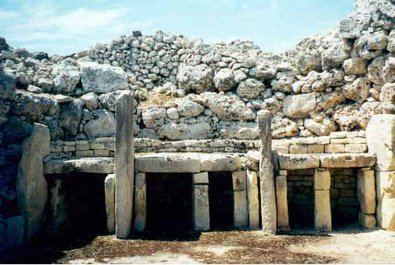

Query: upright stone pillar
[115,91,135,239]
[105,174,116,233]
[247,170,260,229]
[258,111,277,234]
[134,172,147,232]
[314,168,332,232]
[192,172,210,231]
[276,170,289,231]
[357,168,376,228]
[16,123,50,241]
[367,114,395,231]
[233,170,248,228]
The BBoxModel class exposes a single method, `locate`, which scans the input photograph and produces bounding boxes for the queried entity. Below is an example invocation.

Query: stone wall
[0,0,394,144]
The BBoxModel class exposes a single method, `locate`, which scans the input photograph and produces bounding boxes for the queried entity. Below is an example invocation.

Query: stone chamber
[0,0,395,254]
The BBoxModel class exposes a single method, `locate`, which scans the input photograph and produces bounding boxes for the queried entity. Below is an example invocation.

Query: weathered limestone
[233,170,249,228]
[247,170,260,229]
[276,172,289,231]
[135,153,201,173]
[314,169,332,231]
[320,154,375,168]
[192,172,210,231]
[48,177,67,230]
[115,91,134,239]
[200,153,241,172]
[44,157,115,174]
[366,115,395,171]
[258,111,277,234]
[105,174,116,233]
[376,171,395,230]
[134,172,147,232]
[278,154,320,170]
[357,169,376,214]
[16,123,50,241]
[358,212,376,229]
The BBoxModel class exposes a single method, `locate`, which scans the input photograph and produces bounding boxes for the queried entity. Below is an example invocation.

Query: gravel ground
[2,225,394,264]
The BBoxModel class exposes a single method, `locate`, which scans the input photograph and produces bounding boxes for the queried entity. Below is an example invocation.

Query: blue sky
[0,0,354,55]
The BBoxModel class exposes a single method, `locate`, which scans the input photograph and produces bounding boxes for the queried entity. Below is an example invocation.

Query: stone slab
[358,212,376,229]
[193,172,209,184]
[134,172,146,233]
[278,154,320,170]
[247,170,260,230]
[200,153,241,172]
[105,174,116,234]
[135,153,201,173]
[192,184,210,231]
[314,169,331,191]
[233,170,248,228]
[44,157,115,174]
[276,175,289,231]
[320,154,375,168]
[357,169,376,214]
[314,190,332,232]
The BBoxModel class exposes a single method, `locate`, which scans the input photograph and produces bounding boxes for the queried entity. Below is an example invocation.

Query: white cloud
[0,10,20,20]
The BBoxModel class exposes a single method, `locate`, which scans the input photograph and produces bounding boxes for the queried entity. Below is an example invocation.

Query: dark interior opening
[330,169,359,228]
[145,173,193,233]
[45,173,107,234]
[287,169,315,229]
[208,172,234,230]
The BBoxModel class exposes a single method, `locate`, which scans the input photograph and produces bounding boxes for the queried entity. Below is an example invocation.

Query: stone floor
[2,225,394,264]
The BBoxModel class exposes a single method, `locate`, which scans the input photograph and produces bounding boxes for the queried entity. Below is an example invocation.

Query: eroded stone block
[134,172,146,232]
[314,169,331,191]
[314,190,332,231]
[200,153,241,172]
[247,170,260,229]
[276,175,289,231]
[358,212,376,229]
[192,184,210,231]
[105,174,116,233]
[233,170,248,228]
[278,154,320,170]
[135,153,201,173]
[357,169,376,214]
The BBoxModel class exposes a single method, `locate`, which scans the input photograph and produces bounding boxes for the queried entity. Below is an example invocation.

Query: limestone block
[193,172,209,184]
[276,175,289,231]
[135,153,201,173]
[320,154,375,168]
[314,169,331,191]
[308,144,324,153]
[192,184,210,231]
[357,169,376,214]
[44,157,115,174]
[289,144,308,154]
[247,170,260,229]
[358,212,376,229]
[233,170,248,228]
[259,111,277,234]
[278,154,319,170]
[134,173,146,233]
[105,174,116,234]
[345,144,367,153]
[16,123,50,241]
[325,144,345,153]
[115,92,134,239]
[366,114,395,171]
[200,153,241,172]
[314,190,332,231]
[5,216,24,250]
[376,171,395,230]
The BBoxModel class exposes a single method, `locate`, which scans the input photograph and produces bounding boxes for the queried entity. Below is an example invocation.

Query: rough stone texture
[236,78,265,99]
[343,77,370,103]
[232,170,248,229]
[247,170,260,230]
[383,57,395,83]
[105,174,116,234]
[278,154,320,170]
[258,111,277,234]
[84,109,116,138]
[314,190,332,232]
[115,92,134,239]
[343,57,368,75]
[357,169,376,214]
[176,99,204,118]
[358,212,376,229]
[366,114,395,171]
[320,153,375,168]
[44,157,115,174]
[283,94,316,118]
[192,172,210,231]
[16,123,50,241]
[134,172,146,233]
[135,153,201,173]
[80,92,99,110]
[380,83,395,114]
[314,169,331,191]
[200,153,241,172]
[376,171,395,230]
[48,177,66,230]
[213,68,235,91]
[52,59,80,94]
[275,175,289,231]
[177,64,214,93]
[80,62,129,94]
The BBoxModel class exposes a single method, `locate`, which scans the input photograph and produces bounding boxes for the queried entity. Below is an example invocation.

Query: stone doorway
[287,169,315,229]
[208,172,234,230]
[330,169,360,228]
[46,173,108,234]
[145,173,193,233]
